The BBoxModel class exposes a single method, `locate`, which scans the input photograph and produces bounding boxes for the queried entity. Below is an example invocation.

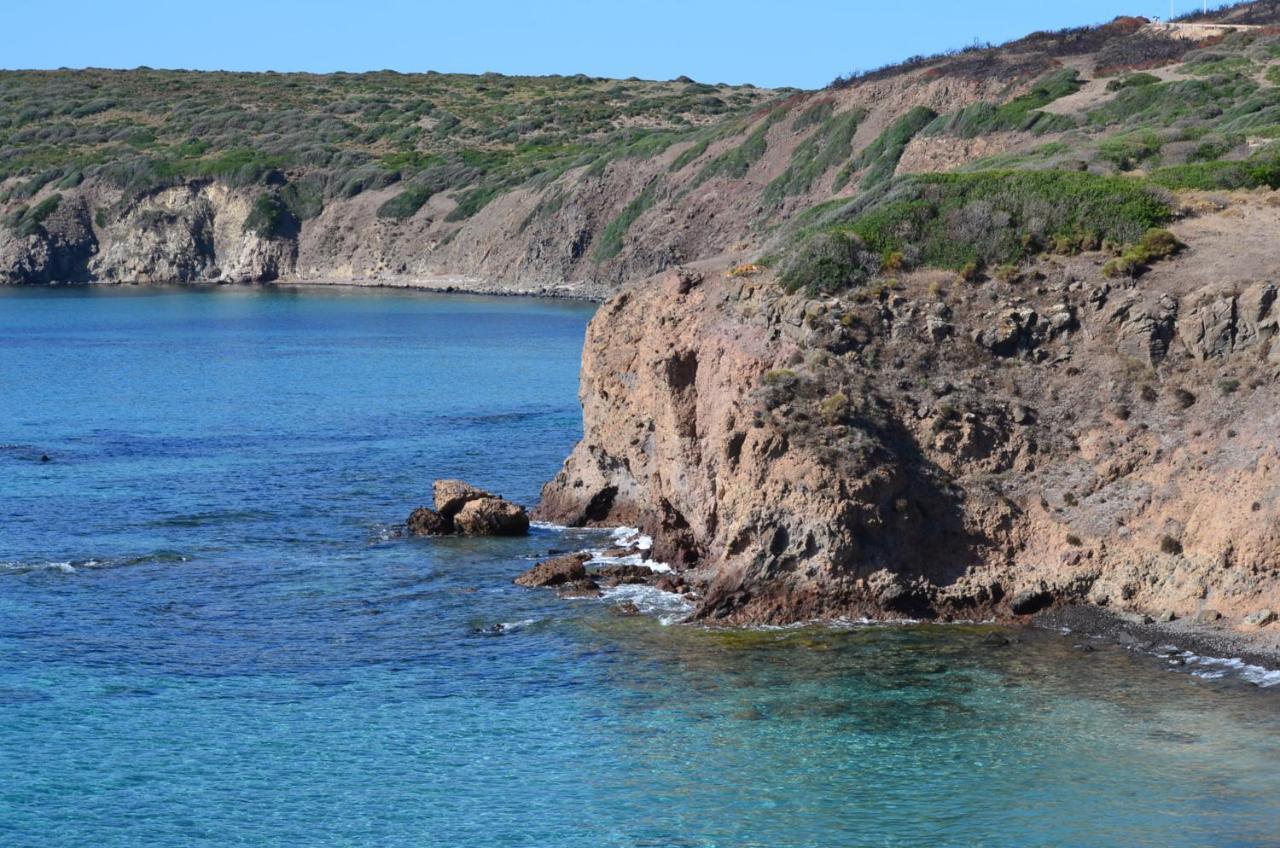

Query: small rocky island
[407,480,530,537]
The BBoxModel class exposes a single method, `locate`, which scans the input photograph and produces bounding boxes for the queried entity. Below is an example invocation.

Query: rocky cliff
[537,190,1280,632]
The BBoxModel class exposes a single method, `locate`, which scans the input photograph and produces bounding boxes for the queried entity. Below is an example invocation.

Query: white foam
[1179,652,1280,688]
[530,521,572,532]
[0,560,76,575]
[601,584,694,626]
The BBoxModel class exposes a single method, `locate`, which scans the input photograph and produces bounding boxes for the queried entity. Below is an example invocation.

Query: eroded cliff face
[0,60,1018,295]
[537,195,1280,627]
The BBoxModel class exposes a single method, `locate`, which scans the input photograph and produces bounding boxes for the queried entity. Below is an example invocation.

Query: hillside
[5,3,1280,293]
[526,1,1280,649]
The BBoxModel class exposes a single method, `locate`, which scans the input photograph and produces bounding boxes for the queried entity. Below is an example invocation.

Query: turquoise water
[1,286,1278,847]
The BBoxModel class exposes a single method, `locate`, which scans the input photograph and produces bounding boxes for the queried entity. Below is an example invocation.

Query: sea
[1,285,1277,847]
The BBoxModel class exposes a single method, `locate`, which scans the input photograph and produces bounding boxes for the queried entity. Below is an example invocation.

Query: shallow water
[1,286,1277,847]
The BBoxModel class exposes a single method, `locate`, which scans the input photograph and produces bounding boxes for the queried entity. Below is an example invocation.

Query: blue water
[1,286,1278,848]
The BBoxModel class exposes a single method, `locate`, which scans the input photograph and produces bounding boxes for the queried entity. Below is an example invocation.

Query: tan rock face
[453,497,530,537]
[538,225,1280,627]
[433,480,493,516]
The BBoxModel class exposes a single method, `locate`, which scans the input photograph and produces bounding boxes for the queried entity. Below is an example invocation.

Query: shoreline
[1,276,610,303]
[1034,604,1280,679]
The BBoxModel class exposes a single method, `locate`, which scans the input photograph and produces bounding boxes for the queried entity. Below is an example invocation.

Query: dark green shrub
[376,185,433,220]
[592,181,659,261]
[927,70,1082,139]
[1103,228,1182,277]
[1097,131,1162,170]
[1150,157,1280,190]
[1106,73,1160,92]
[764,107,867,205]
[8,193,61,237]
[778,230,878,294]
[243,193,297,239]
[1159,535,1183,555]
[811,170,1171,273]
[445,185,502,222]
[839,106,936,191]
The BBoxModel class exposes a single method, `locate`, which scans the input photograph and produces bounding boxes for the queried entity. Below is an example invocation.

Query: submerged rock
[557,578,603,598]
[515,553,590,587]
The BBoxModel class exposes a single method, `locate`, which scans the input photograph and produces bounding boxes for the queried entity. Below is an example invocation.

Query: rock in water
[453,497,530,536]
[406,506,452,536]
[407,479,529,537]
[433,480,493,516]
[515,553,591,587]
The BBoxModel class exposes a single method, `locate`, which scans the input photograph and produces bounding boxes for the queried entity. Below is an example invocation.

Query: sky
[4,0,1223,89]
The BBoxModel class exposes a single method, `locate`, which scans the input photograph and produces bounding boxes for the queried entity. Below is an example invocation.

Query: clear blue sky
[6,0,1220,89]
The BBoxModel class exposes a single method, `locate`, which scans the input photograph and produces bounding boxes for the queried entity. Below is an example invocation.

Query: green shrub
[1219,377,1241,394]
[1159,535,1183,555]
[376,185,433,220]
[762,369,799,387]
[763,107,867,205]
[592,181,659,261]
[926,69,1082,139]
[8,193,61,237]
[1066,534,1083,547]
[1106,73,1160,92]
[791,100,835,132]
[690,109,786,186]
[243,192,296,239]
[669,137,710,172]
[778,230,878,294]
[1097,131,1162,171]
[1184,54,1253,77]
[839,105,937,191]
[809,170,1171,275]
[820,392,850,425]
[444,185,501,222]
[1150,157,1280,190]
[1102,228,1182,278]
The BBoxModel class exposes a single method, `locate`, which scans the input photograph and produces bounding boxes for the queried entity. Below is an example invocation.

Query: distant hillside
[4,1,1280,293]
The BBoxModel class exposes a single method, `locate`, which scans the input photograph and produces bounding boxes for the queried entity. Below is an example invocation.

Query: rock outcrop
[406,480,529,537]
[514,553,590,587]
[537,219,1280,628]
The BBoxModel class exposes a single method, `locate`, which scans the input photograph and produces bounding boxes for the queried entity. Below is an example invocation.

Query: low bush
[1106,73,1160,92]
[1150,157,1280,190]
[838,106,936,191]
[1097,130,1162,171]
[592,180,659,261]
[7,193,61,237]
[778,230,879,294]
[926,69,1081,139]
[804,170,1171,278]
[1102,228,1182,278]
[243,192,296,239]
[763,107,866,205]
[376,185,433,220]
